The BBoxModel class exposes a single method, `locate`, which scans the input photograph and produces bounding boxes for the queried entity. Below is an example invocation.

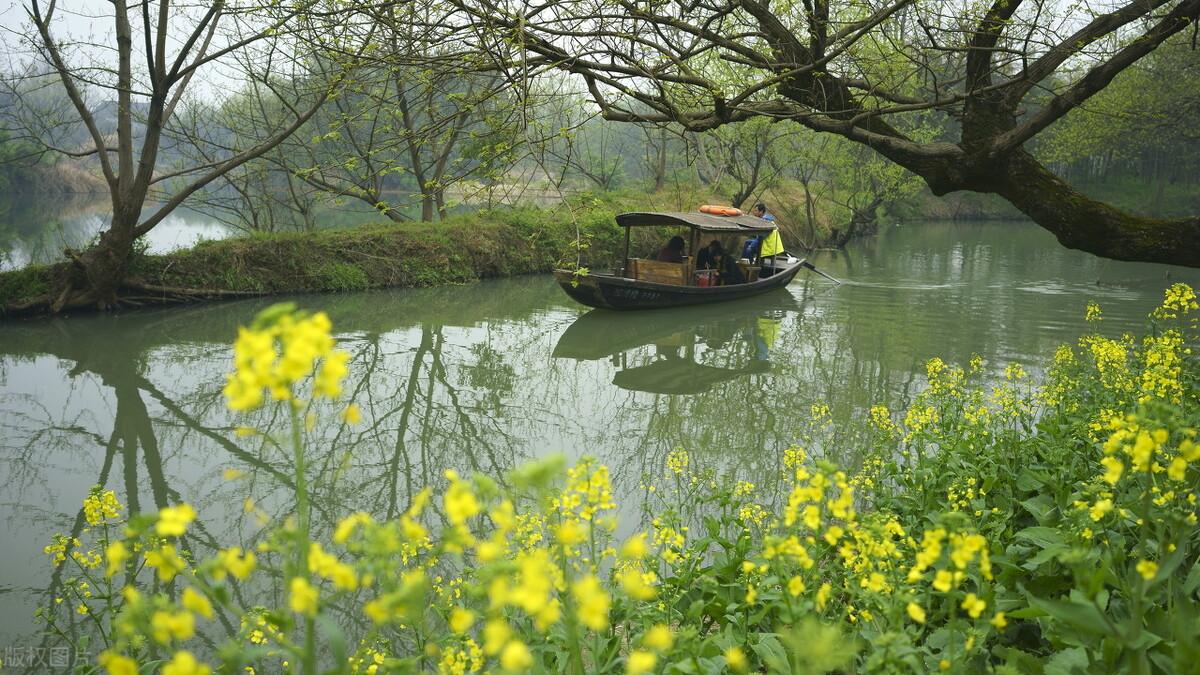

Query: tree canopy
[449,0,1200,266]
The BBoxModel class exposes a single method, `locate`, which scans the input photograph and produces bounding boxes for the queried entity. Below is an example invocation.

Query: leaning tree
[453,0,1200,267]
[4,0,374,312]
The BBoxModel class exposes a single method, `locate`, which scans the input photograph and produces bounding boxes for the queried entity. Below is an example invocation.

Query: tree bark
[991,151,1200,266]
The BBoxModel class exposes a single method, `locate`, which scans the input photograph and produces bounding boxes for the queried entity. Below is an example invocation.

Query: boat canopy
[615,211,777,233]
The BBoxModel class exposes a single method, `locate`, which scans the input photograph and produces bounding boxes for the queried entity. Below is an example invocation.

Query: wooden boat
[555,211,808,310]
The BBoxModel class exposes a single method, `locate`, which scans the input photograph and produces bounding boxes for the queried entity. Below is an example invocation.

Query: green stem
[289,403,316,675]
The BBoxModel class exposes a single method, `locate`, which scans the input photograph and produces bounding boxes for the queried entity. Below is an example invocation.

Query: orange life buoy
[699,204,742,216]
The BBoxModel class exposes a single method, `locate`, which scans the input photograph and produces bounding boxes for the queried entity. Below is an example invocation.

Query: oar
[800,260,841,285]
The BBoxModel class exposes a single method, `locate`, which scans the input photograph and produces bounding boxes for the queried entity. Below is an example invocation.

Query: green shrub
[316,262,370,292]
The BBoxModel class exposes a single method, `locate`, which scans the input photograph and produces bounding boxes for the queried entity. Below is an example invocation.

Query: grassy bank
[0,200,650,315]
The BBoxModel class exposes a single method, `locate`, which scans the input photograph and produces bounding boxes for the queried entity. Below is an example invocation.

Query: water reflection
[553,294,800,394]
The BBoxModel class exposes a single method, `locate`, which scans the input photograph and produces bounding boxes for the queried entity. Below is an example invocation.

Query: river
[0,220,1196,660]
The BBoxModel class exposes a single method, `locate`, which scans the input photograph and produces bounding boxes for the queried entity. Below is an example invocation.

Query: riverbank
[0,204,636,316]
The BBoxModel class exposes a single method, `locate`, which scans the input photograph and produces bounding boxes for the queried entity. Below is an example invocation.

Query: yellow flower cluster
[1138,331,1187,404]
[1151,283,1199,320]
[554,458,615,522]
[310,542,359,590]
[868,405,897,438]
[926,357,964,397]
[665,447,689,476]
[83,488,123,526]
[222,307,349,411]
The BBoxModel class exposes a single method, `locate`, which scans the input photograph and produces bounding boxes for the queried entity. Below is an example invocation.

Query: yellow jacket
[760,229,784,257]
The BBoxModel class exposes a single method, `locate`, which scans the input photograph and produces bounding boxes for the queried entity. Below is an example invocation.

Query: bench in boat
[627,258,692,285]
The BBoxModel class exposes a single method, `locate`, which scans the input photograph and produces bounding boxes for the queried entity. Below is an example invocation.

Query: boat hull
[554,260,805,310]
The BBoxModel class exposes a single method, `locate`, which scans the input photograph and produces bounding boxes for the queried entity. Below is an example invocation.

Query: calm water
[0,220,1196,657]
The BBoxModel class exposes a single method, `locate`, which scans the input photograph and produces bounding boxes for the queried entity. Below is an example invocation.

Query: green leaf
[1043,647,1089,675]
[1027,594,1114,637]
[751,633,790,673]
[1015,526,1068,550]
[1183,560,1200,596]
[1020,494,1057,524]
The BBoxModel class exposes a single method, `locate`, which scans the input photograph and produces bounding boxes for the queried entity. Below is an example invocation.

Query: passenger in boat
[719,252,745,285]
[740,234,762,262]
[751,202,776,223]
[696,239,723,269]
[657,235,686,263]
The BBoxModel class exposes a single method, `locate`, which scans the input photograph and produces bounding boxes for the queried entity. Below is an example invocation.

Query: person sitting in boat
[751,202,776,223]
[696,239,723,269]
[719,251,745,285]
[657,235,686,263]
[740,234,762,262]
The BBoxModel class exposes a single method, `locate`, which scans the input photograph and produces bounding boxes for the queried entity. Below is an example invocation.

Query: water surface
[0,220,1196,655]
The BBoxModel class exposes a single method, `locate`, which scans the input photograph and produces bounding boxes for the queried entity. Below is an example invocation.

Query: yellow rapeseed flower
[906,602,926,624]
[146,545,186,582]
[788,576,806,597]
[289,577,318,616]
[816,583,832,610]
[1089,499,1113,522]
[449,607,475,634]
[500,640,532,671]
[83,489,123,526]
[627,650,656,675]
[215,547,256,581]
[1168,457,1187,482]
[932,570,954,593]
[333,512,372,544]
[617,566,657,600]
[643,624,673,650]
[990,612,1007,630]
[725,646,748,672]
[341,403,362,425]
[961,593,986,619]
[1136,559,1158,581]
[156,504,197,537]
[151,609,195,644]
[98,650,138,675]
[182,587,214,620]
[1099,456,1124,485]
[162,650,212,675]
[572,575,610,630]
[620,533,649,559]
[105,541,129,578]
[444,470,481,526]
[483,619,512,656]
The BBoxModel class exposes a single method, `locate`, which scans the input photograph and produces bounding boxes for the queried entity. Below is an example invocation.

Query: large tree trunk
[990,151,1200,266]
[58,224,137,311]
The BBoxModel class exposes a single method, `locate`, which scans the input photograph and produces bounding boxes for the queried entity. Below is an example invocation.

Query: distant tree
[3,0,365,312]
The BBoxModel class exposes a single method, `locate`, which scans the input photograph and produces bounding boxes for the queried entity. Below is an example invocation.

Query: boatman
[752,202,784,277]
